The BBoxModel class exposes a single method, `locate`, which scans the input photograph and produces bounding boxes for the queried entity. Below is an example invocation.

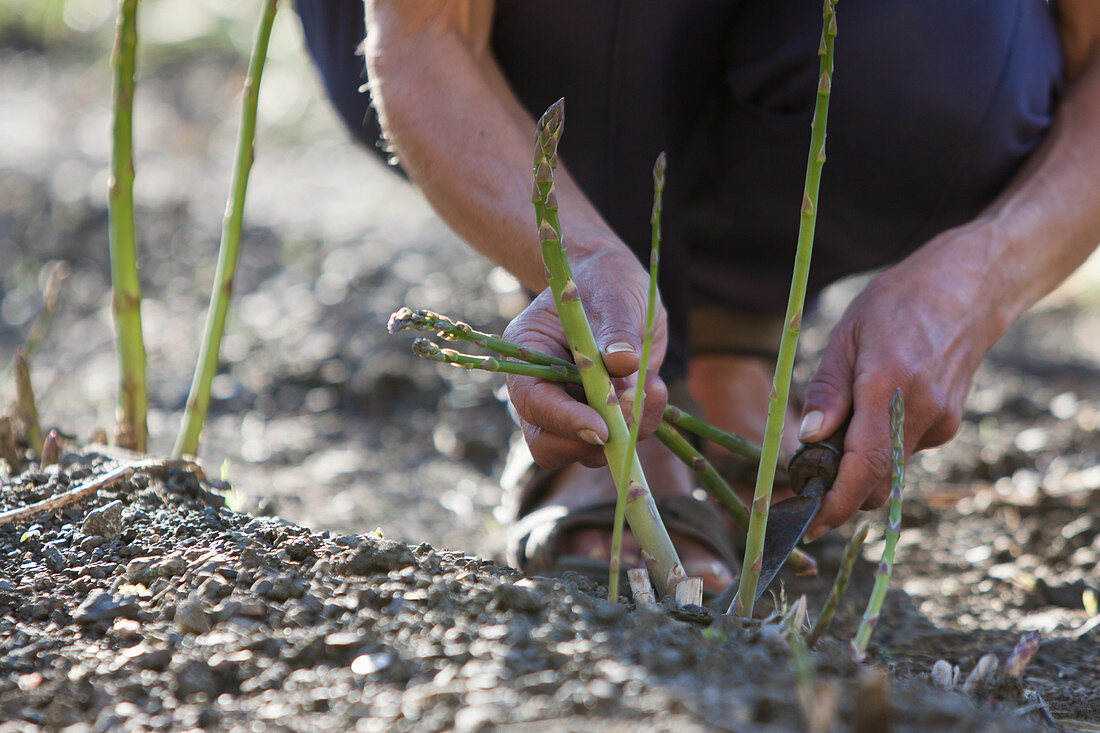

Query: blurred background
[0,0,1098,573]
[0,0,526,557]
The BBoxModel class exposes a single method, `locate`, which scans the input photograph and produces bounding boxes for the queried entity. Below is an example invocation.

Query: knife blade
[750,423,847,606]
[714,423,849,613]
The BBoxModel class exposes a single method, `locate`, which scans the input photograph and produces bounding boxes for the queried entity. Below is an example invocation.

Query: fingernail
[577,428,605,446]
[605,342,636,355]
[799,411,824,441]
[804,526,829,544]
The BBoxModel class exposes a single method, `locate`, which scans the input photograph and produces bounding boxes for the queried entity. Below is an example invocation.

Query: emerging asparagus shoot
[608,153,667,601]
[732,0,838,618]
[174,0,280,458]
[13,350,43,452]
[107,0,148,451]
[807,520,871,647]
[850,389,905,663]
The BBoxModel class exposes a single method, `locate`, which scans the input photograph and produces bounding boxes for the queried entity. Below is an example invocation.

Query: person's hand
[503,247,669,469]
[798,224,1007,539]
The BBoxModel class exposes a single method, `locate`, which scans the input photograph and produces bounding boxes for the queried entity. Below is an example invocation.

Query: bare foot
[547,437,736,593]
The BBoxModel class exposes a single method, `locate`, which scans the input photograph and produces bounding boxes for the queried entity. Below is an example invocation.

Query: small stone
[80,535,107,551]
[82,500,124,540]
[197,575,230,601]
[490,583,541,614]
[350,653,391,675]
[151,554,186,579]
[175,658,217,698]
[176,599,211,634]
[338,542,415,576]
[42,544,66,571]
[122,643,173,671]
[125,557,155,583]
[73,589,139,625]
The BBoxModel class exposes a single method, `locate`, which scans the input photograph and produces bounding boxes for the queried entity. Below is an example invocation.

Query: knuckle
[854,445,893,483]
[861,484,890,510]
[922,412,962,447]
[806,369,848,402]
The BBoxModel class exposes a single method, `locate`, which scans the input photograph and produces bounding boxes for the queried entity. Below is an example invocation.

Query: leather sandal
[500,438,741,595]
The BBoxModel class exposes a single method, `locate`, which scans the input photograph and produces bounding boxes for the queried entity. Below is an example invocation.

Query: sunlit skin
[366,0,1100,591]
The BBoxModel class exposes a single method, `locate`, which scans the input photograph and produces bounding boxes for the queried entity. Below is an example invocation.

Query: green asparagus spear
[850,389,905,662]
[107,0,147,451]
[733,0,838,617]
[13,349,42,451]
[532,100,685,595]
[806,520,871,647]
[608,153,667,600]
[174,0,280,457]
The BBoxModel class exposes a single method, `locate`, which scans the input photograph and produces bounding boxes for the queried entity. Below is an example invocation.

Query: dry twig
[0,458,202,527]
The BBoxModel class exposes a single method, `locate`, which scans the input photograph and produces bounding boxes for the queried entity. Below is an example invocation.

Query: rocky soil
[1,13,1098,732]
[0,449,1074,731]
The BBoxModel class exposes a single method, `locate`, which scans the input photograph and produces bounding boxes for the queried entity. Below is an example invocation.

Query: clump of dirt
[0,450,1050,731]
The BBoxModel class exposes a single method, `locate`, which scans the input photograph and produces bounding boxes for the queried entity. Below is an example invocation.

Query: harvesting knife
[715,423,848,613]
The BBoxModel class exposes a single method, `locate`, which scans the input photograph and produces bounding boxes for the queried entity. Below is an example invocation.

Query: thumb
[799,330,855,442]
[589,297,648,379]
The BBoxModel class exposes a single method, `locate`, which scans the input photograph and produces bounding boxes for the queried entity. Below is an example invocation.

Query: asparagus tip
[40,429,60,469]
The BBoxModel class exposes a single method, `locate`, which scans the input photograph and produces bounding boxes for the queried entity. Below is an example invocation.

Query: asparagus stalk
[23,261,70,362]
[732,0,838,617]
[389,308,763,459]
[654,421,749,528]
[663,403,761,461]
[1002,630,1041,680]
[409,338,577,381]
[406,333,823,577]
[608,153,667,601]
[13,349,43,451]
[388,307,574,368]
[806,520,871,647]
[107,0,147,452]
[174,0,279,458]
[532,100,684,595]
[783,595,813,694]
[850,389,905,663]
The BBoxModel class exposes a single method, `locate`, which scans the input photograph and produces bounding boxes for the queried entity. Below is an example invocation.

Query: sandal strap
[508,495,740,579]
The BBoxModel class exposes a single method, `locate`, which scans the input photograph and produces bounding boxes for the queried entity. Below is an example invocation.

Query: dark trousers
[297,0,1063,379]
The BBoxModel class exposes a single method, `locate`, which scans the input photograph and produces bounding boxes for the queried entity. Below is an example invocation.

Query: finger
[805,378,893,539]
[587,285,668,379]
[627,371,669,439]
[508,376,608,447]
[521,422,606,469]
[502,291,574,362]
[799,325,856,442]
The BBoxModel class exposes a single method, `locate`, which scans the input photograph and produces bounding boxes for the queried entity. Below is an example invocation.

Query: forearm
[968,46,1100,336]
[364,1,635,292]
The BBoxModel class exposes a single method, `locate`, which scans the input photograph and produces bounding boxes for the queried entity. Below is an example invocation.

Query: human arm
[800,0,1100,538]
[364,1,667,467]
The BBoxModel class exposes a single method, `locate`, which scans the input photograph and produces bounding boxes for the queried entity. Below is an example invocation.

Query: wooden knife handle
[787,421,848,496]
